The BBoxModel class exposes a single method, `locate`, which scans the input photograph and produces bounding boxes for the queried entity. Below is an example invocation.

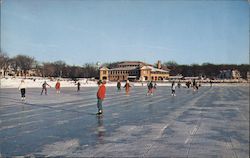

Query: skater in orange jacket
[96,80,106,115]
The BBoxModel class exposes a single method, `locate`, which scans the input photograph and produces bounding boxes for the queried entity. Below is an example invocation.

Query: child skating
[55,80,61,94]
[18,80,27,102]
[41,81,51,95]
[96,80,106,115]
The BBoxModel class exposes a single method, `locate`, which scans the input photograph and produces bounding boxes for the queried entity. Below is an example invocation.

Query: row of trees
[1,52,249,79]
[162,61,249,79]
[0,52,35,77]
[0,52,99,78]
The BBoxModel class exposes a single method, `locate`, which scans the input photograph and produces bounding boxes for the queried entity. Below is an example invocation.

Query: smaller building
[218,69,241,79]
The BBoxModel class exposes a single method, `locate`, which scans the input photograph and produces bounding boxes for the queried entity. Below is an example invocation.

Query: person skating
[171,81,177,96]
[77,81,81,92]
[96,80,106,115]
[186,81,191,88]
[55,80,61,94]
[41,81,51,95]
[177,80,181,88]
[117,80,121,91]
[153,82,157,93]
[124,80,131,96]
[147,81,153,96]
[210,80,213,87]
[192,79,197,92]
[18,80,26,102]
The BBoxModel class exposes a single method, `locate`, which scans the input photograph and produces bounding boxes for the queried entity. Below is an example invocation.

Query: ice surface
[0,86,249,157]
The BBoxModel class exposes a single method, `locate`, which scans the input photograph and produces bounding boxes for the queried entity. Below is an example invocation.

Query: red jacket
[55,82,60,89]
[97,84,106,100]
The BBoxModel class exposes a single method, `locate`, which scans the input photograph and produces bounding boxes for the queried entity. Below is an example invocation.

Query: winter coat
[97,84,106,100]
[18,82,26,90]
[55,82,60,89]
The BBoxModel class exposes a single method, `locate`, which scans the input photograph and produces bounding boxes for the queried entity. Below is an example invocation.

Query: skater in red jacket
[96,80,106,115]
[55,80,61,94]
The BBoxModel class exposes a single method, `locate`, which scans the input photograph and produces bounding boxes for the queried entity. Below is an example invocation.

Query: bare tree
[14,55,35,77]
[0,52,10,77]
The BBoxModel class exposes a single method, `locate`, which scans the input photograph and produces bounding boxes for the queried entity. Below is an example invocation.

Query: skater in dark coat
[177,80,181,88]
[147,81,153,96]
[41,81,51,95]
[77,82,81,92]
[117,80,121,91]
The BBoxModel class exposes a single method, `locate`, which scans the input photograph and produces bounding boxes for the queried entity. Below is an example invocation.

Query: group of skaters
[171,80,201,96]
[18,79,202,115]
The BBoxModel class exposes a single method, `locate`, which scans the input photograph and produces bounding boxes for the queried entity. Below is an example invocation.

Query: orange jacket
[97,84,106,100]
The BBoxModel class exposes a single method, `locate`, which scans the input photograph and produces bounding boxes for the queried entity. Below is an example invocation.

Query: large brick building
[99,61,169,81]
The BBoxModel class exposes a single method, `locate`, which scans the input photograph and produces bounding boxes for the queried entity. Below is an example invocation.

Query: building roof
[118,61,152,66]
[100,67,109,70]
[109,66,138,71]
[141,66,169,73]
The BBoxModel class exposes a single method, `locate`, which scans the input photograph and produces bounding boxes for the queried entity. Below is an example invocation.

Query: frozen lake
[0,86,249,157]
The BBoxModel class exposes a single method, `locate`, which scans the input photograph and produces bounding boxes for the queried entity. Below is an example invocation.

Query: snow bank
[0,77,248,89]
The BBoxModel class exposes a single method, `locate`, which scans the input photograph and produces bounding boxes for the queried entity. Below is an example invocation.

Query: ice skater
[77,81,81,92]
[192,79,197,92]
[124,80,131,96]
[186,81,191,88]
[147,81,153,96]
[153,82,157,93]
[117,80,121,91]
[210,80,213,87]
[18,80,26,102]
[41,81,51,95]
[171,81,177,96]
[177,80,181,88]
[55,80,61,94]
[96,80,106,115]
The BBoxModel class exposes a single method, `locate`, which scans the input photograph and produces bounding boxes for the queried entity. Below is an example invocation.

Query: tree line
[0,52,99,79]
[0,52,249,79]
[162,61,249,79]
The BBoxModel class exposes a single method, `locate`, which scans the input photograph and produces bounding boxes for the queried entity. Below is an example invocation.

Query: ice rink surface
[0,86,249,157]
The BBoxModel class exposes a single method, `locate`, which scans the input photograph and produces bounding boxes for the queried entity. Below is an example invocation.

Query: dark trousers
[41,88,47,95]
[172,89,175,94]
[21,88,25,97]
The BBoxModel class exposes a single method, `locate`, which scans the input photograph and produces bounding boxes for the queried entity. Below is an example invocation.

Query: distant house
[99,61,170,81]
[218,69,241,79]
[231,69,241,79]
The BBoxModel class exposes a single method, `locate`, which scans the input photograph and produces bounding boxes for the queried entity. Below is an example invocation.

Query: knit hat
[97,80,102,85]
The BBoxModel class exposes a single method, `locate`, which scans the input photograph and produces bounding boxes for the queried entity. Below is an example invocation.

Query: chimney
[157,60,161,69]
